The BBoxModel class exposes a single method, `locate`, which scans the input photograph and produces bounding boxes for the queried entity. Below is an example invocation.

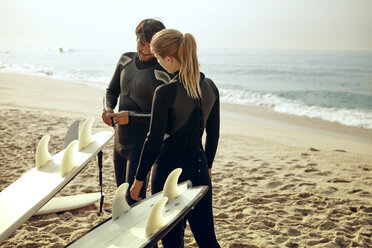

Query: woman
[130,29,220,248]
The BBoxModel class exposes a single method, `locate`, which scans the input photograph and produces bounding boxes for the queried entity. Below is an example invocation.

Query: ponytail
[178,33,201,99]
[151,29,201,99]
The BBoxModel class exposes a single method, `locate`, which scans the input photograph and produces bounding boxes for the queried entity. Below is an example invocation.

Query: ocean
[1,47,372,129]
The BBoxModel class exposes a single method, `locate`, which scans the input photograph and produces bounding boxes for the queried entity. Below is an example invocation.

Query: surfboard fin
[60,140,79,177]
[35,135,53,169]
[162,168,182,203]
[63,120,80,149]
[78,118,95,151]
[145,197,168,238]
[112,183,131,220]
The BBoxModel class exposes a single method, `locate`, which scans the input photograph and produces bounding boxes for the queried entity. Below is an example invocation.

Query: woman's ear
[166,56,173,64]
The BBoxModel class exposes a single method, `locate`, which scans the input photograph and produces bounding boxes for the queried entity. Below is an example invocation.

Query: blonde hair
[151,29,201,99]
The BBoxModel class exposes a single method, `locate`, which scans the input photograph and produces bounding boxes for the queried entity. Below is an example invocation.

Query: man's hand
[102,109,114,126]
[107,111,129,126]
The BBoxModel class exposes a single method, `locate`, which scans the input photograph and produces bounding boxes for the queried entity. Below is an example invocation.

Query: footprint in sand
[263,170,275,175]
[304,168,319,173]
[358,166,371,171]
[348,189,363,194]
[313,200,328,209]
[298,192,312,198]
[322,186,338,194]
[226,161,237,167]
[234,155,250,161]
[267,181,283,188]
[294,164,306,169]
[215,212,229,219]
[319,220,337,230]
[252,176,265,180]
[279,184,295,190]
[284,173,296,177]
[327,178,351,183]
[299,182,316,187]
[333,149,346,152]
[274,236,288,244]
[294,208,312,216]
[286,227,301,236]
[359,191,371,197]
[248,221,271,231]
[316,170,333,176]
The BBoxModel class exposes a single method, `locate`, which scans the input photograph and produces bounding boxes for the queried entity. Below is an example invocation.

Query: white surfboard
[34,192,102,215]
[0,118,114,244]
[66,169,209,248]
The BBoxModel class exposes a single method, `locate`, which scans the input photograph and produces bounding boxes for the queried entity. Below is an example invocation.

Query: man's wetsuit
[136,72,220,248]
[106,52,170,205]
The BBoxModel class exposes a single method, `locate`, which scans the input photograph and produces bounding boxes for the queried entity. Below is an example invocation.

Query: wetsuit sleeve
[135,86,169,181]
[105,57,122,109]
[128,113,151,125]
[205,84,220,169]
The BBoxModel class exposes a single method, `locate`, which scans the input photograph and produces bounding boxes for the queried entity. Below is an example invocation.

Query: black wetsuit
[136,72,220,248]
[106,52,171,205]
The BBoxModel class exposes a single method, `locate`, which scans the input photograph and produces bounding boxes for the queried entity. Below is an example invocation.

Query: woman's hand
[102,109,114,126]
[130,179,144,201]
[107,111,129,125]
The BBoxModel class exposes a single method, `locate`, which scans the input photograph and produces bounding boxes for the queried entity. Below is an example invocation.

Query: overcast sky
[1,0,371,51]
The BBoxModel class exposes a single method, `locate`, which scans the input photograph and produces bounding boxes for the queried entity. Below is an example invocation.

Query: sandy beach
[0,72,371,248]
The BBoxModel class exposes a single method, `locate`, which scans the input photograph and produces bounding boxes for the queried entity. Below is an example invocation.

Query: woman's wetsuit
[136,72,220,248]
[106,52,170,205]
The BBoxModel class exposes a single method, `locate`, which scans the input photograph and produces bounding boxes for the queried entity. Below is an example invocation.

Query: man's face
[137,39,154,61]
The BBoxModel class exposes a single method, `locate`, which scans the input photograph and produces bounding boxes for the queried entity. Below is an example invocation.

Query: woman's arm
[205,84,220,169]
[130,86,169,200]
[136,87,169,180]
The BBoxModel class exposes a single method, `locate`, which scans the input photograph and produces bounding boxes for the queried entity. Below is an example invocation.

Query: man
[102,19,171,205]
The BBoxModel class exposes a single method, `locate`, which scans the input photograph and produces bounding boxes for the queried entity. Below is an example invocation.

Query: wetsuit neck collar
[173,71,205,82]
[135,54,157,69]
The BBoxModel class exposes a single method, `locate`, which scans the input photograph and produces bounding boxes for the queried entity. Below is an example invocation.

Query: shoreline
[1,71,371,157]
[221,102,372,156]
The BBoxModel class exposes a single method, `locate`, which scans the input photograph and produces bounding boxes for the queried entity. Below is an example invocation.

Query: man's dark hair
[135,18,166,43]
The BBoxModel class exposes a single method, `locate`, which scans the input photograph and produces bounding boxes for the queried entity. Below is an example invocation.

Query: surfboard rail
[34,192,102,216]
[66,180,208,248]
[0,120,114,244]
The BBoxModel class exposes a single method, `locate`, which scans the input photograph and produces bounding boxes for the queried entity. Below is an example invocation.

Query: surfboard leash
[97,151,104,222]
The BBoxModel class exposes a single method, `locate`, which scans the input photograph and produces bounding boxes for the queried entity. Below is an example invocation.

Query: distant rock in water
[46,47,74,53]
[37,69,53,76]
[57,47,73,53]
